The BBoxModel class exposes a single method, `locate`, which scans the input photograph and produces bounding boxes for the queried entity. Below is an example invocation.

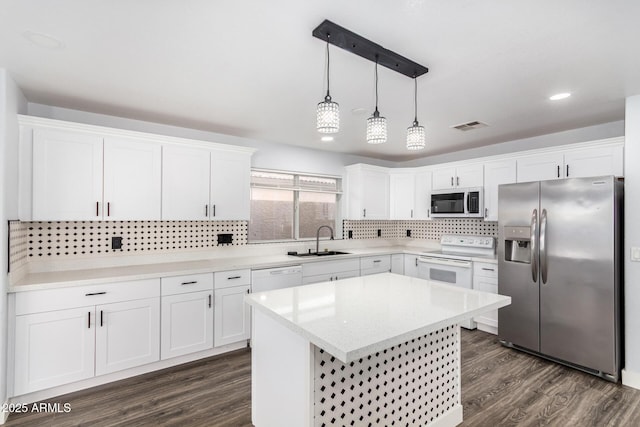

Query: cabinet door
[210,151,251,220]
[563,145,624,179]
[456,164,484,188]
[483,160,516,221]
[404,254,419,278]
[389,173,415,220]
[517,153,564,183]
[161,291,214,359]
[103,137,162,220]
[361,169,389,219]
[162,145,211,220]
[473,276,498,330]
[14,307,95,395]
[391,254,404,275]
[32,129,103,220]
[214,285,251,347]
[432,167,456,190]
[414,171,432,220]
[95,298,160,376]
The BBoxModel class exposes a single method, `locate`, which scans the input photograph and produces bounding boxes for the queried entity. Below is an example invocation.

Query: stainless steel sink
[290,251,350,257]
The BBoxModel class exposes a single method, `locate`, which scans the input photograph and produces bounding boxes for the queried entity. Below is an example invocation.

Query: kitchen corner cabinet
[483,159,516,221]
[162,146,252,220]
[391,254,404,274]
[344,164,389,220]
[30,128,162,221]
[160,273,215,360]
[389,172,415,220]
[432,164,483,190]
[472,262,498,334]
[13,279,160,395]
[214,270,252,347]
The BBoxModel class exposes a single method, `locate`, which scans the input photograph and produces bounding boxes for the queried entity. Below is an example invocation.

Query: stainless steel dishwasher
[251,265,303,292]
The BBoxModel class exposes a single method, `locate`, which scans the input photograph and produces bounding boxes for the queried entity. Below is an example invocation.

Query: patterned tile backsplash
[8,218,497,272]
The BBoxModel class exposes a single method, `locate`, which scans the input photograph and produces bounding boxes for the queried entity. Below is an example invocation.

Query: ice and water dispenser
[503,226,531,263]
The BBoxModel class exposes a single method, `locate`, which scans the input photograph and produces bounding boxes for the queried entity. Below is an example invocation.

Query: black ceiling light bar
[312,19,429,78]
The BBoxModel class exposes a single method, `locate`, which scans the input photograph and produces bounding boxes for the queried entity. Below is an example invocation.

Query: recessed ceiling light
[23,31,65,49]
[321,136,334,142]
[549,92,571,101]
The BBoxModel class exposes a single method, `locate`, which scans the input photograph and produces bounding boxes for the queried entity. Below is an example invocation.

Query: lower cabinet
[472,262,499,334]
[302,258,361,285]
[161,290,213,360]
[391,254,404,274]
[214,285,251,347]
[404,254,420,278]
[13,279,161,395]
[360,255,391,276]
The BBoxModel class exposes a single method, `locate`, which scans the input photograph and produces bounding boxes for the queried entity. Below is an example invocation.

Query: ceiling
[1,1,639,161]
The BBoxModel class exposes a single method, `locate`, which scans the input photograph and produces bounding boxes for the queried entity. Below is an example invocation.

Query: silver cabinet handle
[373,260,381,263]
[481,267,495,271]
[456,176,460,186]
[410,209,413,218]
[100,310,104,327]
[213,204,216,217]
[181,281,198,285]
[205,204,208,217]
[85,291,106,296]
[485,207,488,218]
[227,276,241,280]
[540,208,548,284]
[557,165,560,178]
[88,311,91,329]
[415,257,418,267]
[107,202,111,217]
[531,209,538,283]
[566,164,569,177]
[208,294,212,308]
[450,176,454,187]
[96,201,100,217]
[363,208,366,218]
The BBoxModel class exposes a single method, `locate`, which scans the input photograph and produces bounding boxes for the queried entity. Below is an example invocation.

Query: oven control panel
[441,235,495,249]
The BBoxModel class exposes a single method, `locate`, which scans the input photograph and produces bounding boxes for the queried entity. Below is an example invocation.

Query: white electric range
[418,235,496,329]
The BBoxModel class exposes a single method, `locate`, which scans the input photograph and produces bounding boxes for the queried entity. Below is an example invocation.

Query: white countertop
[245,272,510,363]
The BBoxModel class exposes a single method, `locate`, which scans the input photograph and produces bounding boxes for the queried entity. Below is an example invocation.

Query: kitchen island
[245,273,510,427]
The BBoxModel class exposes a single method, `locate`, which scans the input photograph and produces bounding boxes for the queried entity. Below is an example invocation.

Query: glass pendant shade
[316,95,339,133]
[406,120,425,150]
[366,109,387,144]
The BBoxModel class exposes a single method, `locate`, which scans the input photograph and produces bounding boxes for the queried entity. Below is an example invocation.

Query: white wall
[0,69,27,413]
[26,103,396,176]
[398,120,625,167]
[623,95,640,388]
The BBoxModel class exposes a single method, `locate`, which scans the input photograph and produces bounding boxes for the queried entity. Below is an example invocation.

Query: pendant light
[406,76,426,150]
[316,36,339,134]
[366,57,387,144]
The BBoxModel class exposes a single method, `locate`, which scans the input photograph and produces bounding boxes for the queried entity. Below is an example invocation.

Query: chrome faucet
[316,225,334,254]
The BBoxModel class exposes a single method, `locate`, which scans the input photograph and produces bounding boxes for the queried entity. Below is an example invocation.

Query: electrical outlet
[377,229,381,237]
[406,229,411,237]
[111,236,123,250]
[348,230,353,239]
[632,247,640,262]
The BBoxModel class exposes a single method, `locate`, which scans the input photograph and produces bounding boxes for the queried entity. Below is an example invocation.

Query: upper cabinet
[413,170,433,220]
[389,172,415,220]
[483,159,517,221]
[432,164,483,190]
[344,164,389,220]
[31,129,161,221]
[19,116,255,221]
[517,142,623,183]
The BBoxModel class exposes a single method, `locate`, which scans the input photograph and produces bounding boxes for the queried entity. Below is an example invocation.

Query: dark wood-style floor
[7,330,640,426]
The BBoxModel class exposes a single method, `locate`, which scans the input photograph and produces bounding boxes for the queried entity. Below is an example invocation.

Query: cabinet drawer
[360,255,391,272]
[302,258,360,277]
[214,269,251,289]
[473,262,498,279]
[15,279,160,316]
[161,273,213,296]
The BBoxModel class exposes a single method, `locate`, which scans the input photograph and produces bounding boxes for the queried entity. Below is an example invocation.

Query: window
[249,170,341,242]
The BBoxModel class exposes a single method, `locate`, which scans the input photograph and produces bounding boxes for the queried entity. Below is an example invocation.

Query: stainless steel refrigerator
[498,176,623,381]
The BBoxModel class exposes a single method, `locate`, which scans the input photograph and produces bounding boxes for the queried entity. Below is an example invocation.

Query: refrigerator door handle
[531,208,538,283]
[540,208,548,284]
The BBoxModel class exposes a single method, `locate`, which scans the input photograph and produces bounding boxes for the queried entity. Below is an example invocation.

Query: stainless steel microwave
[430,187,483,218]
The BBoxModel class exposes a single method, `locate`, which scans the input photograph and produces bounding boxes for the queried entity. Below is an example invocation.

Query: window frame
[249,169,342,243]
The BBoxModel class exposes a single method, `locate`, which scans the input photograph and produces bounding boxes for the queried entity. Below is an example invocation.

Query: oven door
[417,256,476,329]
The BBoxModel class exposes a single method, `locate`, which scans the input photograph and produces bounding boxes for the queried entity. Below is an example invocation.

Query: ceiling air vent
[451,121,488,131]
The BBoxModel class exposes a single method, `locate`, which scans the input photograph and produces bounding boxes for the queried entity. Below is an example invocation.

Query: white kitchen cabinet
[517,152,565,183]
[302,258,361,284]
[432,164,483,190]
[360,255,391,276]
[389,172,415,220]
[95,298,160,375]
[162,145,211,220]
[414,170,433,220]
[391,254,404,275]
[210,151,252,220]
[14,306,95,395]
[404,254,420,278]
[344,164,389,220]
[103,137,162,220]
[562,145,624,178]
[473,262,498,334]
[32,128,103,220]
[12,279,160,395]
[302,270,360,285]
[161,291,214,359]
[483,159,517,221]
[214,285,251,347]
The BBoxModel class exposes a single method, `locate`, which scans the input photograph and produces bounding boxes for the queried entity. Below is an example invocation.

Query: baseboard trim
[622,368,640,390]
